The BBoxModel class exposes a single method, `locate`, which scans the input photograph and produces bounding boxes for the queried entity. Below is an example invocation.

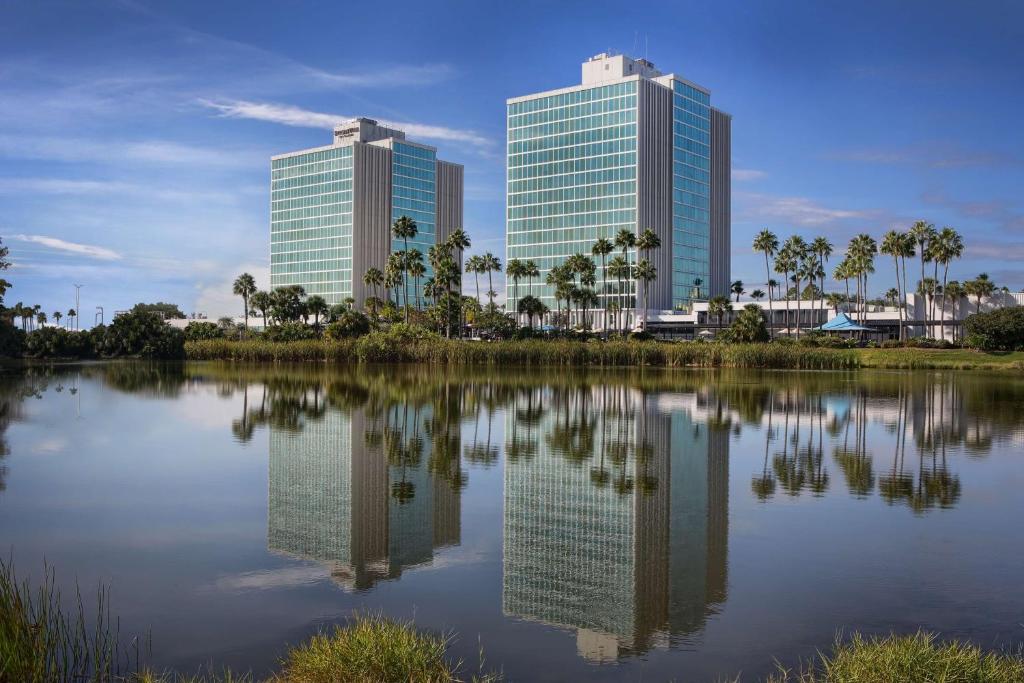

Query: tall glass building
[271,118,463,306]
[507,53,730,319]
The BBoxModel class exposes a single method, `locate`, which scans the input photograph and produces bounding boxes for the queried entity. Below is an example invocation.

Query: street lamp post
[74,284,83,330]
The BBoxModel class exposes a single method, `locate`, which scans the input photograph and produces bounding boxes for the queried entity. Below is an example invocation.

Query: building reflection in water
[502,385,729,661]
[267,394,461,591]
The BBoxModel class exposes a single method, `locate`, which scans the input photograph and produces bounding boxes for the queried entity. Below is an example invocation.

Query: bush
[25,327,95,359]
[964,307,1024,351]
[263,321,318,342]
[765,631,1024,682]
[720,304,769,343]
[183,321,223,341]
[97,310,185,359]
[0,321,25,358]
[325,310,371,339]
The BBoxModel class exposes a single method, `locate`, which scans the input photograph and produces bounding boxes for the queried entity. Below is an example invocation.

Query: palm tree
[909,220,936,337]
[614,229,637,328]
[825,292,844,315]
[834,259,852,315]
[305,295,328,328]
[591,238,614,333]
[880,230,906,341]
[481,253,501,308]
[966,273,994,314]
[409,260,426,310]
[250,290,272,328]
[363,267,384,306]
[773,249,796,336]
[731,280,745,302]
[944,280,965,341]
[885,288,900,308]
[524,260,539,298]
[782,236,807,336]
[67,308,76,330]
[506,259,526,323]
[52,310,62,327]
[384,254,403,306]
[753,229,779,338]
[36,311,47,328]
[847,234,877,325]
[933,227,963,340]
[751,289,765,302]
[465,255,483,305]
[633,260,657,330]
[446,228,471,285]
[810,237,833,327]
[636,228,661,326]
[708,294,732,330]
[607,255,629,333]
[391,216,418,321]
[232,273,257,330]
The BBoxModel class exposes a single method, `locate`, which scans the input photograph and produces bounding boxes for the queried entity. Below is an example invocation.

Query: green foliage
[964,307,1024,351]
[721,304,769,343]
[765,631,1024,683]
[262,321,317,342]
[799,332,858,349]
[183,321,223,341]
[325,311,371,340]
[0,558,121,683]
[25,327,95,358]
[130,302,186,319]
[98,310,185,359]
[0,320,25,357]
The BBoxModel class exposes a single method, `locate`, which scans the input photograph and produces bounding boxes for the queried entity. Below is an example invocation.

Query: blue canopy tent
[816,312,876,333]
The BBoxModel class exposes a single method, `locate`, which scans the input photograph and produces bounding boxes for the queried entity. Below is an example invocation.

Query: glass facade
[270,146,353,303]
[507,81,638,310]
[670,80,711,310]
[391,141,437,308]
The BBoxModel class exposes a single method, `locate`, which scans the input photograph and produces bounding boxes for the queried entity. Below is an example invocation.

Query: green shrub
[721,304,769,343]
[263,322,318,342]
[25,327,95,358]
[325,311,371,339]
[183,321,223,341]
[964,307,1024,351]
[765,631,1024,682]
[97,310,185,359]
[0,321,26,358]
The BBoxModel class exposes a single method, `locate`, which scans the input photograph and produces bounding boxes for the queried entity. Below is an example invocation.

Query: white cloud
[11,234,122,261]
[732,168,767,181]
[200,99,492,148]
[735,192,869,228]
[0,177,252,203]
[0,134,263,168]
[193,263,271,318]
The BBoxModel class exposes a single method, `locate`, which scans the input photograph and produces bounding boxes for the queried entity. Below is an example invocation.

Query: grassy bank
[766,631,1024,682]
[185,336,858,369]
[855,348,1024,370]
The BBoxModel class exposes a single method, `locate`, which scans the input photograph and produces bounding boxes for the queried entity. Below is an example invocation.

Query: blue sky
[2,0,1022,318]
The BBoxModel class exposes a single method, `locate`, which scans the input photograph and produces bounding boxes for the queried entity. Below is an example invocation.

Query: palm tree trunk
[940,263,950,342]
[794,276,801,339]
[764,254,774,339]
[403,237,410,324]
[900,256,909,341]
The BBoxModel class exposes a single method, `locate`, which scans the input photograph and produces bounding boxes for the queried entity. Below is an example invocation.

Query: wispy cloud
[732,168,767,181]
[828,144,1019,169]
[0,134,266,168]
[0,177,254,203]
[200,99,492,148]
[11,234,122,261]
[735,192,870,228]
[922,190,1024,232]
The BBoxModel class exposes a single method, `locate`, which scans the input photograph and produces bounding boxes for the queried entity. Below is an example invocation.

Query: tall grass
[765,631,1024,682]
[185,335,859,370]
[0,558,128,682]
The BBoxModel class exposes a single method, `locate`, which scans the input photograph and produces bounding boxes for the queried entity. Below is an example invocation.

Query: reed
[185,335,860,370]
[764,631,1024,682]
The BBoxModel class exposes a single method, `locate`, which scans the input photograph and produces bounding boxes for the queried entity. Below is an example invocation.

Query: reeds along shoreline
[184,337,859,369]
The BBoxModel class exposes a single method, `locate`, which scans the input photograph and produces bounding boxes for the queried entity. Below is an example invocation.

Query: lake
[1,362,1023,681]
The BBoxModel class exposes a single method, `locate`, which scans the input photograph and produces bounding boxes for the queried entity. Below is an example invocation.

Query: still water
[1,362,1023,681]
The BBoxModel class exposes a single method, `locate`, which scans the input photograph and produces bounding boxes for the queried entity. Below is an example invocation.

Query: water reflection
[2,363,1024,671]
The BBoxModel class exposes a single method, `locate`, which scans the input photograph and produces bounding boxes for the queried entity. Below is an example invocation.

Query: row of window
[271,215,351,237]
[508,208,637,231]
[508,95,637,130]
[672,80,711,106]
[271,158,350,181]
[270,248,351,265]
[271,236,349,254]
[508,81,637,116]
[507,180,636,208]
[271,267,351,282]
[271,202,352,221]
[508,152,637,181]
[271,191,352,213]
[509,137,637,170]
[507,224,637,248]
[508,109,636,143]
[508,166,636,195]
[393,141,436,160]
[673,120,710,145]
[674,134,710,159]
[508,194,636,220]
[271,146,351,170]
[271,170,352,193]
[673,190,710,211]
[508,123,636,156]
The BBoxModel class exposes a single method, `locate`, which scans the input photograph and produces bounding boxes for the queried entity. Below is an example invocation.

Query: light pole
[95,306,104,326]
[74,284,83,330]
